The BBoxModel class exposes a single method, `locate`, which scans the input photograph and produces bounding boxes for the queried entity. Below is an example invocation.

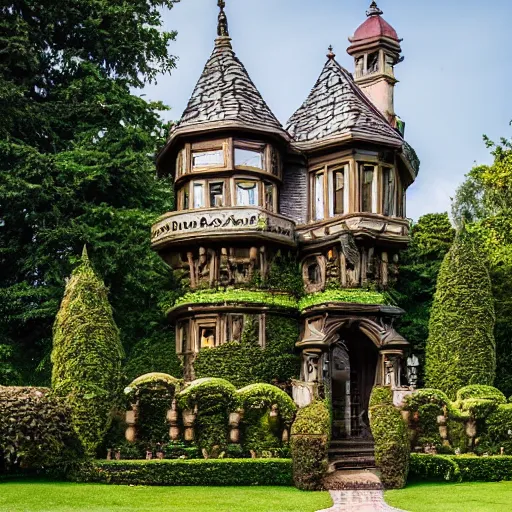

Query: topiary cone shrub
[425,233,495,399]
[290,401,330,491]
[369,386,409,489]
[51,247,124,456]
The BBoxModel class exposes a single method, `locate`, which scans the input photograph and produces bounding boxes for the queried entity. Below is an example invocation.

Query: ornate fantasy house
[152,1,420,442]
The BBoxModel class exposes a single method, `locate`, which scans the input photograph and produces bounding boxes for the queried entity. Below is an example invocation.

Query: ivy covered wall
[193,315,300,388]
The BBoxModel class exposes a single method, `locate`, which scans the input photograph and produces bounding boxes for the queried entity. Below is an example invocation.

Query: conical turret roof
[169,36,288,142]
[286,57,404,150]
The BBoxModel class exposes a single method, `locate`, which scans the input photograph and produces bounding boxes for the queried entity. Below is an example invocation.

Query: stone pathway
[317,470,409,512]
[316,490,408,512]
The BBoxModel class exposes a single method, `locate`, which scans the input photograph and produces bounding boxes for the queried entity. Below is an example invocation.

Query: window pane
[383,168,396,216]
[235,148,264,169]
[333,170,345,215]
[193,183,205,208]
[361,166,374,213]
[200,327,216,349]
[192,149,224,168]
[367,52,379,73]
[236,181,259,206]
[315,173,324,221]
[209,182,224,207]
[264,182,274,212]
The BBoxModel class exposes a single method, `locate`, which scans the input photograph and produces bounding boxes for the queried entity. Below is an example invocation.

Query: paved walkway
[317,489,408,512]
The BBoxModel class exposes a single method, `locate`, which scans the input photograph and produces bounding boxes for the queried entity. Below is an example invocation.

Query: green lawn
[385,481,512,512]
[0,481,332,512]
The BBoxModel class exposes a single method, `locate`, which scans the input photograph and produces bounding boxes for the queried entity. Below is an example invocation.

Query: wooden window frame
[194,316,220,352]
[381,165,397,217]
[234,139,267,172]
[234,178,260,207]
[359,163,378,214]
[190,139,230,173]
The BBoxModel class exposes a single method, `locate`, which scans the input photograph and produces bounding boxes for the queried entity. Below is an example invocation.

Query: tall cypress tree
[52,247,124,455]
[425,233,496,398]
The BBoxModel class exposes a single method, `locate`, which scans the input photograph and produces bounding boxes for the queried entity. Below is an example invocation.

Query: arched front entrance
[330,327,378,439]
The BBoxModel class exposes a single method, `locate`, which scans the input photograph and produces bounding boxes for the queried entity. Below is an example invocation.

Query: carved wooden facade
[152,2,419,435]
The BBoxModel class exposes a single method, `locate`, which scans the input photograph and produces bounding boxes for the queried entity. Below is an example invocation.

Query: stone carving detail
[151,208,295,247]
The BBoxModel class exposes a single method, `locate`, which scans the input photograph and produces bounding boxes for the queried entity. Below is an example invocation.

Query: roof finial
[217,0,229,37]
[327,45,336,60]
[366,1,383,17]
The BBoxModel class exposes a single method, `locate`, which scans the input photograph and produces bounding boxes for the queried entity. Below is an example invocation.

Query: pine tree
[425,233,496,398]
[52,247,124,455]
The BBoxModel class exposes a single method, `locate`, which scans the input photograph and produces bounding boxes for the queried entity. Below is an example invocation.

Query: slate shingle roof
[286,58,404,149]
[172,38,287,138]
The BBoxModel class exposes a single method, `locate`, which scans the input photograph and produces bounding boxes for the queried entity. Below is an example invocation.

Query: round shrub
[124,373,181,447]
[51,247,124,456]
[237,383,297,455]
[177,378,236,453]
[0,387,84,474]
[290,401,330,491]
[456,385,506,404]
[425,234,496,399]
[370,386,409,489]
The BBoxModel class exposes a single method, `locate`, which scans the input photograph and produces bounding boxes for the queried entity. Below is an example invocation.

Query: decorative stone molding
[151,207,296,248]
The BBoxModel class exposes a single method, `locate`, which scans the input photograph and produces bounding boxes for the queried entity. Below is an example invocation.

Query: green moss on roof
[298,289,388,311]
[169,289,298,313]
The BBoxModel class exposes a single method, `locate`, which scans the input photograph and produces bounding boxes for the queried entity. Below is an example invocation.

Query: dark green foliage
[51,249,124,455]
[408,454,461,482]
[177,379,236,453]
[290,401,330,491]
[0,0,180,386]
[425,233,496,399]
[370,386,409,489]
[0,387,84,474]
[265,252,303,296]
[457,385,507,403]
[163,442,201,460]
[485,404,512,453]
[453,455,512,482]
[237,384,296,455]
[194,315,300,388]
[125,373,180,447]
[391,214,455,387]
[77,459,293,486]
[369,385,393,408]
[452,132,512,397]
[124,330,182,383]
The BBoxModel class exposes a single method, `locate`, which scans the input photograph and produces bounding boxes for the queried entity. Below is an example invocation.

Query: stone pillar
[229,410,242,443]
[125,403,138,443]
[167,399,180,441]
[182,407,197,442]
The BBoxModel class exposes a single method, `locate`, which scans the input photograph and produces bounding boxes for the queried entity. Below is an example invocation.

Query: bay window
[236,180,259,206]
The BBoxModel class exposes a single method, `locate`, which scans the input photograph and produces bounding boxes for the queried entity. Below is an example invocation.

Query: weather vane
[217,0,229,37]
[366,1,383,17]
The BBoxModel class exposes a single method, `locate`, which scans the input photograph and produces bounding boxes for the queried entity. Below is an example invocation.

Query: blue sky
[142,0,512,220]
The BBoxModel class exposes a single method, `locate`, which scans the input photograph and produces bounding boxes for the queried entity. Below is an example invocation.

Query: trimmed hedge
[78,459,292,486]
[290,401,330,491]
[51,248,124,455]
[0,387,84,474]
[298,289,387,311]
[369,386,409,489]
[177,378,236,453]
[425,234,496,399]
[409,453,512,483]
[457,385,507,404]
[409,453,461,482]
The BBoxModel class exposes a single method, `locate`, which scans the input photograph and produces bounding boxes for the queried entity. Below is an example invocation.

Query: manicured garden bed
[386,481,512,512]
[0,481,332,512]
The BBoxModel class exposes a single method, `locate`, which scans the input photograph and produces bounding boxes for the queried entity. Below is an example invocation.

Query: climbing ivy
[298,289,388,311]
[51,248,124,456]
[193,315,300,388]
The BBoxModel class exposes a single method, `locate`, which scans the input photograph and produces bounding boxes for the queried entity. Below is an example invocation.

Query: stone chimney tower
[347,2,403,131]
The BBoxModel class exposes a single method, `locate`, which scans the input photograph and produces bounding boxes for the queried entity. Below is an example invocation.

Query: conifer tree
[425,233,496,398]
[52,247,124,455]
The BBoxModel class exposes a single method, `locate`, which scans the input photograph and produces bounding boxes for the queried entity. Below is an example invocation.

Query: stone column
[167,399,180,441]
[125,403,138,443]
[182,406,197,442]
[229,410,242,443]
